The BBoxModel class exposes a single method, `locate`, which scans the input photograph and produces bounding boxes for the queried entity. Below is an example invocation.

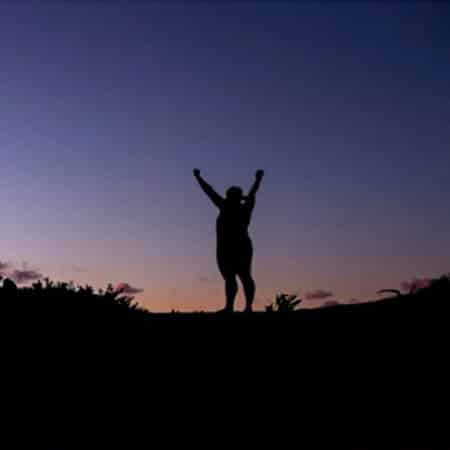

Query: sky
[1,2,449,311]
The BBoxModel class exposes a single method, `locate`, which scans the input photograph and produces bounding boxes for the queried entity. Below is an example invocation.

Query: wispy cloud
[305,289,334,300]
[116,282,144,295]
[1,260,43,284]
[10,269,43,284]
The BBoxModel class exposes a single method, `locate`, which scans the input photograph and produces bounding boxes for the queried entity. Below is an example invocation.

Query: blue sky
[1,3,449,310]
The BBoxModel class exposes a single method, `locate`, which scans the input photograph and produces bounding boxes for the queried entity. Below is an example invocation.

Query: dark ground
[3,277,449,448]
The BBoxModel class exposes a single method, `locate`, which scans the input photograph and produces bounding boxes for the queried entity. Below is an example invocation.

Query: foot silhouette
[217,307,234,314]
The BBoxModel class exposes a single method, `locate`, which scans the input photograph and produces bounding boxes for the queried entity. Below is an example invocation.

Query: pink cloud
[305,289,333,300]
[116,282,144,296]
[321,300,340,308]
[0,261,11,277]
[400,277,431,293]
[11,269,43,284]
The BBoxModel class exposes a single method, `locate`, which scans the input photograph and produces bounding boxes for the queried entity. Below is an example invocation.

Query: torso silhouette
[216,200,254,243]
[215,198,255,276]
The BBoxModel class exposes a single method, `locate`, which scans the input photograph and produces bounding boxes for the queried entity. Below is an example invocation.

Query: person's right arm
[193,169,224,208]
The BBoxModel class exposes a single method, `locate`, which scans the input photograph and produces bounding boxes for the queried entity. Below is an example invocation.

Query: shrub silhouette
[0,277,149,327]
[376,274,450,301]
[414,274,450,299]
[266,293,302,313]
[2,277,18,293]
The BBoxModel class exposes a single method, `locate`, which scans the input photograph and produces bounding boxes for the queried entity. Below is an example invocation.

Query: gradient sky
[1,2,449,311]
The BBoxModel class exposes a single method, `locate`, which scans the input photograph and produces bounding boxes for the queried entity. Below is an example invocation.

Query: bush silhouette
[0,277,149,327]
[376,274,449,301]
[266,293,302,313]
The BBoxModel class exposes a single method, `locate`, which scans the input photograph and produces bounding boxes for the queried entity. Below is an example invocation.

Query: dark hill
[3,273,448,337]
[3,275,449,447]
[3,274,449,360]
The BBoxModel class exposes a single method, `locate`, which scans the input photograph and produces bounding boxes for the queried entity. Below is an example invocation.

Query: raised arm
[244,170,264,211]
[193,169,224,208]
[247,169,264,201]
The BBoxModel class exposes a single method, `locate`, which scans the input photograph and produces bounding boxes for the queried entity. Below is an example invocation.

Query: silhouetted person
[193,169,264,312]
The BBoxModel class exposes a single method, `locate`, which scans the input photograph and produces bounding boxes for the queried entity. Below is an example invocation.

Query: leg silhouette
[239,272,255,312]
[224,274,238,312]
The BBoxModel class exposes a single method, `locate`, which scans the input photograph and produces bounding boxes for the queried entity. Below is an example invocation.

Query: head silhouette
[226,186,244,204]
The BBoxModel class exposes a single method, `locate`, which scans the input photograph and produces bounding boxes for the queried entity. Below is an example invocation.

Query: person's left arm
[246,170,264,209]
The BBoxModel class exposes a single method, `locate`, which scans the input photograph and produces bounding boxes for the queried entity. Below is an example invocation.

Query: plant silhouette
[266,293,303,313]
[0,277,148,327]
[194,169,264,312]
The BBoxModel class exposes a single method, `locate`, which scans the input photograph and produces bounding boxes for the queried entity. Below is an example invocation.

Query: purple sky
[1,3,449,310]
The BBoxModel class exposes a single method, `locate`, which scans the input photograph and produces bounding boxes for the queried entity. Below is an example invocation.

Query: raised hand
[247,170,264,200]
[193,170,224,208]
